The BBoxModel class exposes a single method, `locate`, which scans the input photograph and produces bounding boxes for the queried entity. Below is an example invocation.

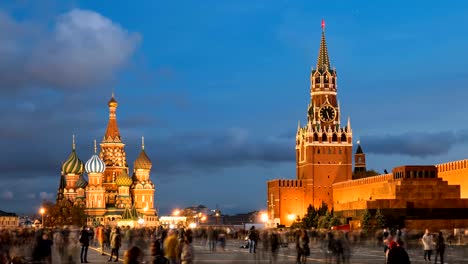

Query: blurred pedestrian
[386,240,410,264]
[109,227,122,262]
[434,231,445,264]
[422,229,434,262]
[180,234,194,264]
[37,233,53,264]
[124,246,142,264]
[248,226,259,254]
[96,225,106,255]
[79,225,90,263]
[270,230,280,264]
[164,229,180,264]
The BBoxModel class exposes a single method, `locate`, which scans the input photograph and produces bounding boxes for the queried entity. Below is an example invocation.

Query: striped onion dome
[116,169,132,186]
[76,175,88,188]
[134,149,152,170]
[62,149,85,175]
[85,154,106,174]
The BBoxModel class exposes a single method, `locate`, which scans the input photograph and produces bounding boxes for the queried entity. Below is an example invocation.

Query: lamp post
[215,211,220,225]
[39,207,45,228]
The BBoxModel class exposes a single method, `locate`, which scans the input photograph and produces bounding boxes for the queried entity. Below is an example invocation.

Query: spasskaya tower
[267,21,353,225]
[297,20,353,207]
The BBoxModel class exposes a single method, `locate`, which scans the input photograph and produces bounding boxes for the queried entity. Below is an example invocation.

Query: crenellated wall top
[333,173,393,189]
[436,159,468,172]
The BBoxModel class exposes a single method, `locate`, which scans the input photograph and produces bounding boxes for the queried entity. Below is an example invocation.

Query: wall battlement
[436,159,468,172]
[268,179,304,188]
[333,173,393,189]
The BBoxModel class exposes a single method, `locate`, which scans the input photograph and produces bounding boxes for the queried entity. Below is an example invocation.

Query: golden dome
[108,95,118,108]
[116,169,132,186]
[134,149,152,170]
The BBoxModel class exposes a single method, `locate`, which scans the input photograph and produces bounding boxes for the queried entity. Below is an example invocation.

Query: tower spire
[141,136,145,150]
[317,19,331,72]
[72,134,76,150]
[93,139,97,154]
[104,92,121,142]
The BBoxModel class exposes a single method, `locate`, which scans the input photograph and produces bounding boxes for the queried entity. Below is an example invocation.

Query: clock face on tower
[319,105,336,122]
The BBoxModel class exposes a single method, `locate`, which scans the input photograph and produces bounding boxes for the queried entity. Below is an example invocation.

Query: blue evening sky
[1,0,468,215]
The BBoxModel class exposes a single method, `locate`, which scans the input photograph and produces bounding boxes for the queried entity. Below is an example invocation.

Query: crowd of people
[0,224,459,264]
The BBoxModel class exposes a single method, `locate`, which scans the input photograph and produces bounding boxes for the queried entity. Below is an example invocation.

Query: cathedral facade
[56,95,157,227]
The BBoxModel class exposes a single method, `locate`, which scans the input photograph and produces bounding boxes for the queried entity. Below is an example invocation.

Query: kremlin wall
[267,23,468,231]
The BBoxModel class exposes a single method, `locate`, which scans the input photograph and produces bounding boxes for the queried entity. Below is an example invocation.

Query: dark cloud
[147,128,295,175]
[361,130,468,157]
[0,8,140,93]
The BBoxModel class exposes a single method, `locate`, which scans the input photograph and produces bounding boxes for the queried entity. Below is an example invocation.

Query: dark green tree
[303,204,318,228]
[318,211,332,228]
[328,216,341,228]
[375,208,387,229]
[361,209,372,233]
[318,201,328,216]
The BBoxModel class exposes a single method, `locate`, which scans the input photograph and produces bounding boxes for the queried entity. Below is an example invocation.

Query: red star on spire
[321,19,325,31]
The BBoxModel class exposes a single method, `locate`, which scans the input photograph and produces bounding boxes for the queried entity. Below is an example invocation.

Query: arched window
[314,133,319,142]
[341,134,347,142]
[332,134,338,142]
[322,133,327,142]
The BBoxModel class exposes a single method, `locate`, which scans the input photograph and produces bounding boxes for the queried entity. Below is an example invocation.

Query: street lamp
[137,217,145,228]
[173,209,180,216]
[215,211,220,225]
[261,212,268,223]
[39,207,45,228]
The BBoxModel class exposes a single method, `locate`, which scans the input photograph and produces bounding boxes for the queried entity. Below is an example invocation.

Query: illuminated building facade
[56,95,158,226]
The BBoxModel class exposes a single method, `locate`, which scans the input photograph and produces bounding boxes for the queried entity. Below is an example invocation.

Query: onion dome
[116,169,133,186]
[85,140,106,174]
[76,175,88,189]
[108,92,118,108]
[134,136,152,170]
[62,135,85,175]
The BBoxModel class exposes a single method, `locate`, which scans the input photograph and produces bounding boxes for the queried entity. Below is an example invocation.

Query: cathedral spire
[104,92,121,142]
[72,134,76,150]
[141,136,145,150]
[316,19,331,73]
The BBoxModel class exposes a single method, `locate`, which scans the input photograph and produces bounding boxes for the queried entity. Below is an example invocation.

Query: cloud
[2,191,13,200]
[361,130,468,157]
[147,128,295,176]
[39,192,54,200]
[0,8,140,93]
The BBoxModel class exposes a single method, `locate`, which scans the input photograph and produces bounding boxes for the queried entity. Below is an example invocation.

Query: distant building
[266,23,468,231]
[0,210,19,229]
[56,95,158,227]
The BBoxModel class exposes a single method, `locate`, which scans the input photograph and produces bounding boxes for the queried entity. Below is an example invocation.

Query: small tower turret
[353,140,367,179]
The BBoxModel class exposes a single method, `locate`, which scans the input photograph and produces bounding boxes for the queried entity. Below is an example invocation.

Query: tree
[361,209,372,233]
[318,211,332,228]
[302,204,318,228]
[318,201,328,216]
[375,209,387,229]
[328,216,341,229]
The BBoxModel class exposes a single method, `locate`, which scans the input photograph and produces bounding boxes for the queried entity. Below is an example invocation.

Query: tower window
[317,149,320,154]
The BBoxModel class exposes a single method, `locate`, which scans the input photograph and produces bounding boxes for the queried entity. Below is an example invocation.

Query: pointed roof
[356,141,363,154]
[58,174,66,190]
[104,93,121,142]
[62,135,85,175]
[134,137,152,170]
[316,20,331,73]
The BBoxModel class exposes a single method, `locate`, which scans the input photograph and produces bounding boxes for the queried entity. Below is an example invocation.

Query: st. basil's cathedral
[56,95,158,227]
